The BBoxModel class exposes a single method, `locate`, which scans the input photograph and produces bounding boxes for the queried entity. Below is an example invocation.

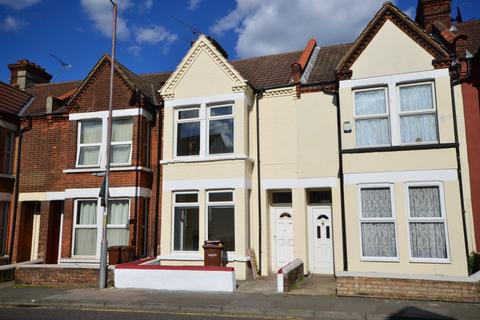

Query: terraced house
[0,0,479,300]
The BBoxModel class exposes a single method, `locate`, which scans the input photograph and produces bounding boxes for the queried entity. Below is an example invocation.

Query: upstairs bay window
[353,82,438,148]
[175,104,234,158]
[76,117,133,168]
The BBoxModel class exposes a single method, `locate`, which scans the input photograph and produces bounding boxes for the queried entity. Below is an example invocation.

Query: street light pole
[99,0,117,289]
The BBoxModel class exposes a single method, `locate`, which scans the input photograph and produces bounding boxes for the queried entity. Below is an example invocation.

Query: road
[0,306,296,320]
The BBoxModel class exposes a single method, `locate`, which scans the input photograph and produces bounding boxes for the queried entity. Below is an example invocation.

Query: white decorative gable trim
[160,34,246,100]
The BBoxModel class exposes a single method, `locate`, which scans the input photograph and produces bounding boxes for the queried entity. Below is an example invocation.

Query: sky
[0,0,478,83]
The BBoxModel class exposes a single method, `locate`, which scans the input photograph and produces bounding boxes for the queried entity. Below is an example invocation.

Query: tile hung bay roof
[0,81,32,116]
[307,43,353,83]
[455,20,480,55]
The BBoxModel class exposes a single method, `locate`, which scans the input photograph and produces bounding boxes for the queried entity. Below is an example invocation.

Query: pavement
[0,283,479,320]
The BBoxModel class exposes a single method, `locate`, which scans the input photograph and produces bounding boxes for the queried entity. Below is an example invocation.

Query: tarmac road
[0,306,297,320]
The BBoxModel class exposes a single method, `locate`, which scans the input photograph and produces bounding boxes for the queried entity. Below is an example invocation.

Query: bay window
[207,191,235,251]
[359,186,398,260]
[73,200,98,256]
[174,104,234,158]
[353,81,438,147]
[173,192,199,251]
[107,199,130,246]
[407,184,449,261]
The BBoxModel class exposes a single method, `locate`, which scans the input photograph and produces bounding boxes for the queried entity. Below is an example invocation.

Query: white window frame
[397,82,439,145]
[72,198,100,259]
[107,198,131,246]
[174,106,202,158]
[172,191,200,253]
[75,120,102,168]
[353,87,391,148]
[111,118,133,166]
[206,190,235,252]
[357,183,399,262]
[173,102,235,159]
[405,181,450,264]
[207,104,234,156]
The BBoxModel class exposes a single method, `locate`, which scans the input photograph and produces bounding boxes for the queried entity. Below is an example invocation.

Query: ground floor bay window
[73,198,130,258]
[207,191,235,251]
[0,202,8,256]
[173,192,199,252]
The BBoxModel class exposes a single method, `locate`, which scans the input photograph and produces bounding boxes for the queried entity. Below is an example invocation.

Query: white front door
[273,207,294,269]
[310,207,333,274]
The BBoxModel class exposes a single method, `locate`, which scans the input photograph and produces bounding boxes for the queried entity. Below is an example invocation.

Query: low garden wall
[277,258,304,293]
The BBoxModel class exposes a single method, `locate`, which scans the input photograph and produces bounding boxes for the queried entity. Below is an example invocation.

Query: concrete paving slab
[314,310,366,320]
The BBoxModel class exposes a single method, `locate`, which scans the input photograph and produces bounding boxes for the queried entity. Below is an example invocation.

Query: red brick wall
[337,276,480,302]
[15,266,114,287]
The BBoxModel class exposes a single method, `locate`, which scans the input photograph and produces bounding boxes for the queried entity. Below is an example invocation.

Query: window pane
[361,188,392,218]
[78,146,100,166]
[400,114,437,143]
[107,228,129,246]
[112,118,133,142]
[179,109,199,119]
[80,119,102,144]
[208,206,235,251]
[272,192,292,204]
[409,186,441,218]
[4,131,13,152]
[209,118,233,154]
[174,207,199,251]
[108,200,129,224]
[77,201,97,225]
[361,222,396,257]
[400,84,433,112]
[111,144,131,164]
[410,222,447,259]
[355,118,389,146]
[175,193,198,203]
[74,229,97,256]
[209,192,233,202]
[177,122,200,156]
[210,106,232,117]
[355,90,386,115]
[308,190,332,204]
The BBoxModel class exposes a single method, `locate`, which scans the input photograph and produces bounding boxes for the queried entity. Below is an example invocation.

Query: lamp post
[99,0,117,289]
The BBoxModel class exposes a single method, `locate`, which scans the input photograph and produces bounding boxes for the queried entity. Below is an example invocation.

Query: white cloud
[404,6,416,19]
[135,25,177,45]
[0,15,27,31]
[80,0,133,40]
[0,0,40,10]
[211,0,393,58]
[128,45,141,56]
[143,0,154,10]
[188,0,202,10]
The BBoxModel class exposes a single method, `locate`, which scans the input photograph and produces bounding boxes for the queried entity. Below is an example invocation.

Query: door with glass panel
[310,207,333,274]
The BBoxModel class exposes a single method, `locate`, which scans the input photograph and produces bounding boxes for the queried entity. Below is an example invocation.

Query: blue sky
[0,0,478,83]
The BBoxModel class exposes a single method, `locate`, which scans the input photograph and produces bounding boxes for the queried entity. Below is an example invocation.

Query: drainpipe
[8,115,32,264]
[154,108,163,257]
[255,89,264,273]
[450,78,470,265]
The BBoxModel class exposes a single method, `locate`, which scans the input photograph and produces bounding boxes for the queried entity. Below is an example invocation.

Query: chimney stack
[8,59,52,90]
[416,0,452,34]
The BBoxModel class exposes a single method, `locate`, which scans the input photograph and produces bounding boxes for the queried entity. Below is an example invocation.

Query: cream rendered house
[158,2,475,281]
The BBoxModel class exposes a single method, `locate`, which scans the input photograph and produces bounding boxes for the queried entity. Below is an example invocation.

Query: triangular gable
[160,34,247,99]
[336,2,451,80]
[68,55,157,109]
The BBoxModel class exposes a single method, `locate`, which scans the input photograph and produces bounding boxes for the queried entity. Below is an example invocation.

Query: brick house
[0,0,479,300]
[0,80,32,265]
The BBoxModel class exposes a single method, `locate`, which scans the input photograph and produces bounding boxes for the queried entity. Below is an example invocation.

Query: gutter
[8,115,32,264]
[450,78,471,266]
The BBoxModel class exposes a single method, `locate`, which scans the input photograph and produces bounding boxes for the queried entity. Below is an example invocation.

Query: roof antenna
[170,16,205,44]
[455,7,463,23]
[49,53,72,82]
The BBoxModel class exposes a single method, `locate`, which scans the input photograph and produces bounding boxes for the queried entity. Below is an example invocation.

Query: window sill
[360,257,400,263]
[409,258,451,264]
[161,154,254,165]
[342,142,457,154]
[63,166,153,174]
[0,174,15,179]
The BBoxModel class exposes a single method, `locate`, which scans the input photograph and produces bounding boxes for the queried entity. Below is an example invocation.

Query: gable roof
[68,55,158,108]
[455,20,480,56]
[0,81,32,116]
[336,2,451,79]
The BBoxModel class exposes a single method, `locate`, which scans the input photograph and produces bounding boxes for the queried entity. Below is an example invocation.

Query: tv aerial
[49,53,72,82]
